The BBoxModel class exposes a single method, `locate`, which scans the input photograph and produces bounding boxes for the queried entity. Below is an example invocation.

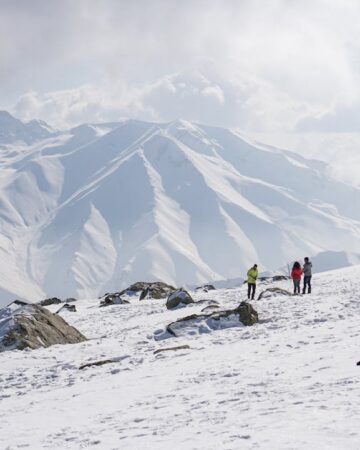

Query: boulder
[138,282,175,300]
[195,284,216,293]
[0,301,87,352]
[272,275,290,282]
[101,282,176,302]
[164,301,258,338]
[56,303,77,313]
[258,275,290,283]
[38,297,62,306]
[258,287,292,300]
[166,289,194,309]
[100,293,130,307]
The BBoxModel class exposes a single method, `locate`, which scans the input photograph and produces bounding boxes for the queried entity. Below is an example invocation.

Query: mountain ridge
[1,112,360,304]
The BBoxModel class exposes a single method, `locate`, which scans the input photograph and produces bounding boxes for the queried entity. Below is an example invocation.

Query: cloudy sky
[2,0,360,181]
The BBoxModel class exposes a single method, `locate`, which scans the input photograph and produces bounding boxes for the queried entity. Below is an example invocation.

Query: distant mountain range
[1,111,360,304]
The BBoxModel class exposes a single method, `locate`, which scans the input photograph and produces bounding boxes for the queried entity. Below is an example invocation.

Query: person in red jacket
[291,261,302,295]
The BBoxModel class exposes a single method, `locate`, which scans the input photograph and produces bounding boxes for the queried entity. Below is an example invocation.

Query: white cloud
[3,0,360,138]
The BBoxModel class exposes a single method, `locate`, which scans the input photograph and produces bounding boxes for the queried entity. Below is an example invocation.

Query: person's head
[253,264,258,269]
[304,257,309,263]
[293,261,300,269]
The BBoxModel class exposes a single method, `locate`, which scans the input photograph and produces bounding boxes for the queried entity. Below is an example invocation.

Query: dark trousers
[247,283,256,300]
[293,279,300,294]
[303,275,312,294]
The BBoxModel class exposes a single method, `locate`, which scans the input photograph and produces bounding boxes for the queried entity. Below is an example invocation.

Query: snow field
[0,266,359,449]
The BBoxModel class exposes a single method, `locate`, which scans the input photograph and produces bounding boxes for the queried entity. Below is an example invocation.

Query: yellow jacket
[247,267,258,284]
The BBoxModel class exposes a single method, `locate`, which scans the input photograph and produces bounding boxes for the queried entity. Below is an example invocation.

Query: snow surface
[1,113,360,304]
[0,266,359,449]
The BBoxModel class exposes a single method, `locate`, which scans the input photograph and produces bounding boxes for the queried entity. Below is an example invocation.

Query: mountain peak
[0,110,53,145]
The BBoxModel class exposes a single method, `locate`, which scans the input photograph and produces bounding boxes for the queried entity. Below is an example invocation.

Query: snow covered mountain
[0,110,54,146]
[1,112,360,304]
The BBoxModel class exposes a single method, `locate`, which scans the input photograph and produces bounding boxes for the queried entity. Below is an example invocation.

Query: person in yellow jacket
[247,264,258,300]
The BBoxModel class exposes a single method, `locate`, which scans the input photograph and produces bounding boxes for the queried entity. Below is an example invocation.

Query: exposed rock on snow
[258,287,292,300]
[99,293,130,307]
[0,301,87,352]
[195,284,216,292]
[79,355,129,370]
[201,304,220,313]
[38,297,62,306]
[166,289,194,309]
[154,345,191,355]
[258,275,290,283]
[164,301,258,338]
[138,282,175,300]
[56,304,77,313]
[99,281,175,305]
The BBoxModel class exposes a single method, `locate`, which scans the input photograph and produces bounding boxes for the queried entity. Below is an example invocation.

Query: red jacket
[291,267,303,280]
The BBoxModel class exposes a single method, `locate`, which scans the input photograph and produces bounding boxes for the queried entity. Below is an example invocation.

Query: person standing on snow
[247,264,258,300]
[291,261,302,295]
[302,257,312,294]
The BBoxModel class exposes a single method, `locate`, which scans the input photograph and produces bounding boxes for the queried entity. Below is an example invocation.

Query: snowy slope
[0,266,359,449]
[1,113,360,304]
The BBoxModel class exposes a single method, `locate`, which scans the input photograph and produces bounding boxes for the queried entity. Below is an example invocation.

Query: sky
[1,0,360,183]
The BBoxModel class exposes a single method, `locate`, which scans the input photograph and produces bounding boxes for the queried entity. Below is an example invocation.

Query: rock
[201,304,220,313]
[0,301,87,352]
[56,303,77,313]
[100,293,130,307]
[257,287,292,300]
[154,345,190,355]
[194,299,219,305]
[195,284,216,293]
[237,301,259,326]
[101,282,175,303]
[38,297,62,306]
[272,275,290,282]
[137,281,175,300]
[165,301,258,337]
[79,355,129,370]
[258,275,290,283]
[138,282,175,300]
[166,289,194,309]
[127,281,152,292]
[65,297,77,303]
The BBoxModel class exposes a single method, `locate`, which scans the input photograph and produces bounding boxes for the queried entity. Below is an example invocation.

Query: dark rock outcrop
[195,284,216,293]
[257,287,292,300]
[100,293,130,307]
[258,275,290,283]
[138,282,175,300]
[38,297,62,306]
[154,345,190,355]
[0,301,87,352]
[79,355,129,370]
[99,281,175,305]
[166,289,194,309]
[165,301,258,337]
[56,303,77,313]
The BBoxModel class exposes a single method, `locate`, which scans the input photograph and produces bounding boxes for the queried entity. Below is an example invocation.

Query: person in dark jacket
[291,261,302,295]
[302,257,312,294]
